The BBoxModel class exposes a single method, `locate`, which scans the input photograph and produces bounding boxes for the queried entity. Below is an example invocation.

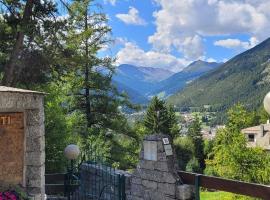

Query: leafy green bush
[174,136,194,170]
[186,157,201,173]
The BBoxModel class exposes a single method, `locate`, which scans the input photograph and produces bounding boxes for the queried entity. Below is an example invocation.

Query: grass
[201,191,233,200]
[201,191,256,200]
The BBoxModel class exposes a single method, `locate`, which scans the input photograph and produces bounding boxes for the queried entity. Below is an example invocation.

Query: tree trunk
[2,0,34,86]
[84,8,92,128]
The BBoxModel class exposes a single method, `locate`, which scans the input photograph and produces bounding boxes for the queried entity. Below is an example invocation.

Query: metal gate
[65,158,126,200]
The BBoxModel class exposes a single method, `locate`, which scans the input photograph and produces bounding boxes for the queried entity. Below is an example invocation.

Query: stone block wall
[0,87,46,200]
[126,134,194,200]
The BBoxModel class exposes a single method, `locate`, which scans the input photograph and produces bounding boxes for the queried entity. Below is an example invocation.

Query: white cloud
[104,0,116,6]
[214,37,259,50]
[116,42,190,72]
[182,35,205,60]
[207,58,217,63]
[149,0,270,59]
[116,7,147,26]
[114,37,128,45]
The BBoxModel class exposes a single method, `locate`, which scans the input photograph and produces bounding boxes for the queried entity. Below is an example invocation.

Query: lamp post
[64,144,80,199]
[65,144,80,161]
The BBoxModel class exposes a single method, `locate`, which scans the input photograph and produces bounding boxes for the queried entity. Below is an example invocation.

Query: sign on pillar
[0,86,46,200]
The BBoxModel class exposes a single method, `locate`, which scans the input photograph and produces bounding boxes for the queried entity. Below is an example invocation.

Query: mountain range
[113,61,221,103]
[168,37,270,111]
[150,60,221,98]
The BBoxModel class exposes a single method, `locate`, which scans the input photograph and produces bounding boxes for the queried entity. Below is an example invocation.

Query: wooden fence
[178,171,270,200]
[46,172,270,199]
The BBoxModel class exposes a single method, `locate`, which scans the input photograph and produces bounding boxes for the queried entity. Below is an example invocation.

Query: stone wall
[0,87,46,200]
[126,134,194,200]
[72,134,194,200]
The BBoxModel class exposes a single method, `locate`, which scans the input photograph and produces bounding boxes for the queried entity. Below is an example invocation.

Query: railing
[178,171,270,200]
[45,173,66,195]
[47,171,270,199]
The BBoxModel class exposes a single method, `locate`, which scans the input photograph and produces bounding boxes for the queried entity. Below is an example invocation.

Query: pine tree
[167,105,180,138]
[0,0,68,86]
[187,115,205,172]
[144,96,179,138]
[65,0,121,132]
[62,1,140,169]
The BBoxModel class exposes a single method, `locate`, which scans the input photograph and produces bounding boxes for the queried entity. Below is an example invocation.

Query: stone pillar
[127,134,194,200]
[0,86,46,200]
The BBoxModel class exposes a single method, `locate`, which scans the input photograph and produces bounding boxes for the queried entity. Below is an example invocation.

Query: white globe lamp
[264,92,270,115]
[64,144,80,160]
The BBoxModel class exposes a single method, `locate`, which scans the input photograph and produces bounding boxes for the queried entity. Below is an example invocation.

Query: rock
[176,184,195,200]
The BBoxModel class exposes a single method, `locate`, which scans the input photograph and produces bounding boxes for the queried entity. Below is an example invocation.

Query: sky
[100,0,270,72]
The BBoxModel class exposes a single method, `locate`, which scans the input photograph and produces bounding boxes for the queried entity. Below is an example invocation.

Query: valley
[114,60,221,104]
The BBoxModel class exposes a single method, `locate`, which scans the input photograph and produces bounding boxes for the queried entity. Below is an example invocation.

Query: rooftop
[0,86,46,95]
[242,124,270,133]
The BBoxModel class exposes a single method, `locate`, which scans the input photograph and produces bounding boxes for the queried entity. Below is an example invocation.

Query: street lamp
[264,92,270,115]
[64,144,80,160]
[64,144,80,199]
[64,144,80,172]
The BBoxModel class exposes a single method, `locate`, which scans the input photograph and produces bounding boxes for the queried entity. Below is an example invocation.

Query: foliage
[257,106,269,124]
[187,115,205,172]
[168,38,270,121]
[0,0,141,173]
[227,104,257,132]
[0,185,29,200]
[206,128,270,184]
[78,133,111,162]
[204,139,214,159]
[144,96,180,138]
[0,0,68,86]
[110,131,141,170]
[174,136,194,170]
[205,105,270,184]
[44,82,73,173]
[11,185,29,200]
[46,0,139,170]
[185,157,201,173]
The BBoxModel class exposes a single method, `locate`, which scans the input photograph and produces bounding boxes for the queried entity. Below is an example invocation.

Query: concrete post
[127,134,194,200]
[0,86,46,199]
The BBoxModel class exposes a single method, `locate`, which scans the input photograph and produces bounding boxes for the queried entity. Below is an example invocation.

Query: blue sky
[100,0,270,72]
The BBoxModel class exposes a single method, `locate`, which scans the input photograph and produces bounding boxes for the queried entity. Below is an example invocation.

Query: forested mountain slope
[150,60,221,97]
[168,38,270,111]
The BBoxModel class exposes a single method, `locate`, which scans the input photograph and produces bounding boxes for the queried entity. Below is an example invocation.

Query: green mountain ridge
[168,38,270,111]
[150,60,221,97]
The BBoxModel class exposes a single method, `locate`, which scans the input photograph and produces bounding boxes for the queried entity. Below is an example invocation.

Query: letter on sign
[143,141,157,161]
[0,116,11,125]
[162,138,170,145]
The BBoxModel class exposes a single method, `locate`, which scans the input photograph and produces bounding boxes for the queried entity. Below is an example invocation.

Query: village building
[241,122,270,150]
[201,125,225,140]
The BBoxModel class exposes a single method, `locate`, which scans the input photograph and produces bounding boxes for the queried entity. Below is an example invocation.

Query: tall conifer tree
[144,96,179,138]
[187,116,205,172]
[0,0,68,86]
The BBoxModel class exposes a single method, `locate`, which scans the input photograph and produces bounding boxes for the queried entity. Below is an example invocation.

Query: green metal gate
[65,157,126,200]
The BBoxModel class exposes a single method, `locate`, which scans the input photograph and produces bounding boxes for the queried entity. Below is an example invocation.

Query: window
[248,134,255,142]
